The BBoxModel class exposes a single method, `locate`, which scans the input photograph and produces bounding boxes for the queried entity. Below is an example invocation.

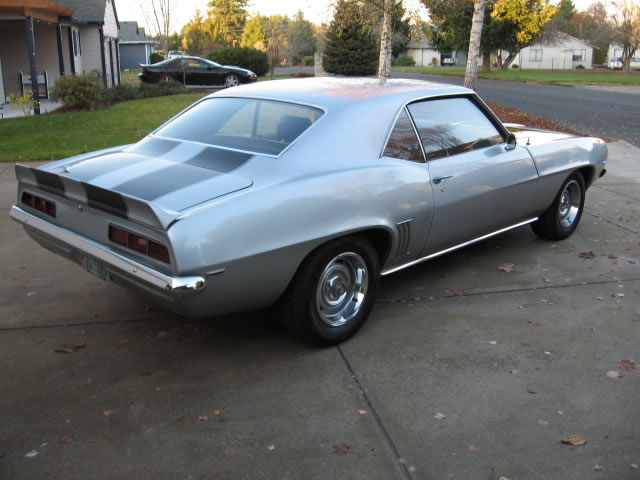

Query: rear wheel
[224,74,239,88]
[277,236,380,346]
[531,172,585,240]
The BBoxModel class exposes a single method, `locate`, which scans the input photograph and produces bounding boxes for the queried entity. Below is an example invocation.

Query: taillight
[109,225,171,264]
[22,192,56,218]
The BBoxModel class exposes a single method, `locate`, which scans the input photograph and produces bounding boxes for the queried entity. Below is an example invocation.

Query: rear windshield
[154,97,324,155]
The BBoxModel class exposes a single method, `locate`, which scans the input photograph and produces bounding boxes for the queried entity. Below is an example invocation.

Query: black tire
[277,236,380,346]
[224,74,239,88]
[531,172,585,240]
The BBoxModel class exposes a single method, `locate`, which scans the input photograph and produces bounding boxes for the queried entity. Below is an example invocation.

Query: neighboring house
[607,43,624,63]
[0,0,120,113]
[118,21,156,70]
[516,33,594,69]
[405,34,467,67]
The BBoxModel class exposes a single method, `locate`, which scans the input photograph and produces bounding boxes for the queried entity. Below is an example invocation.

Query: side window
[382,108,423,162]
[407,97,503,161]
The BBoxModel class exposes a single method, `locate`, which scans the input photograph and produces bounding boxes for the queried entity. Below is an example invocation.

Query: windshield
[154,97,324,155]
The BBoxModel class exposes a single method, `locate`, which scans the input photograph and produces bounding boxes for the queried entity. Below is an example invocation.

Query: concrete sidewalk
[0,143,638,479]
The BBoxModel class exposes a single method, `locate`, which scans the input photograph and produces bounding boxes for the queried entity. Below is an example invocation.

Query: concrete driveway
[1,144,638,480]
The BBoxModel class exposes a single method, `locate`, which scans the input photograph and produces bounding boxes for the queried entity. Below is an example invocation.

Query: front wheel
[224,74,239,88]
[531,172,585,240]
[277,237,380,346]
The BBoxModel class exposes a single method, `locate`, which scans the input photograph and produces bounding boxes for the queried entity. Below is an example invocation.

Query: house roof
[57,0,118,25]
[537,32,596,49]
[119,21,156,44]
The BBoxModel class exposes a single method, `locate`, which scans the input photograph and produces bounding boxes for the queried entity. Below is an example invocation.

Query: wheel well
[354,228,392,267]
[576,166,595,188]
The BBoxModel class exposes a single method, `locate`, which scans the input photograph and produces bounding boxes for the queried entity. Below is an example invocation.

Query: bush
[576,64,585,69]
[138,79,188,98]
[207,47,268,77]
[511,64,519,68]
[301,56,315,66]
[294,72,314,78]
[51,73,102,110]
[101,83,139,104]
[149,52,164,64]
[392,55,416,67]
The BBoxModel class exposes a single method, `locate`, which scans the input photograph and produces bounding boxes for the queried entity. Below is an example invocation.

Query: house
[514,33,594,69]
[118,21,156,70]
[405,34,467,67]
[0,0,120,114]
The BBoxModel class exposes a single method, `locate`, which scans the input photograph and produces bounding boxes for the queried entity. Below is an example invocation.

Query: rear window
[155,98,324,155]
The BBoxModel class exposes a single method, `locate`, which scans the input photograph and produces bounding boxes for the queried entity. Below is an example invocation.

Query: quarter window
[382,109,423,162]
[407,97,503,161]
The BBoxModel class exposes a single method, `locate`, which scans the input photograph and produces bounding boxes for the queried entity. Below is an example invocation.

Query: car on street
[608,56,640,69]
[167,50,184,59]
[10,78,607,345]
[139,56,257,87]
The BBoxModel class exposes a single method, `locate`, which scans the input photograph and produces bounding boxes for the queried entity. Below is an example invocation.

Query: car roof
[209,77,472,111]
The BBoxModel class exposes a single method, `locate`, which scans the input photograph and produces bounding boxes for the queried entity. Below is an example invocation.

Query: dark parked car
[139,56,257,87]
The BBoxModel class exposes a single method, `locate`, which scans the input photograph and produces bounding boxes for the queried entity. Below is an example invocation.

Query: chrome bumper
[10,205,206,297]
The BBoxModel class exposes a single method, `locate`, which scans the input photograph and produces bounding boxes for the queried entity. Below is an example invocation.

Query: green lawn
[0,93,207,162]
[394,66,640,85]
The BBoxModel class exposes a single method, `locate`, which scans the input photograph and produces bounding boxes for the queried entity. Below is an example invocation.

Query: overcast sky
[116,0,601,35]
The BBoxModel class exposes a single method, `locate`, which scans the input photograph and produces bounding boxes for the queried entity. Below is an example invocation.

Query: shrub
[8,92,36,116]
[301,56,315,66]
[294,72,314,78]
[576,64,585,69]
[149,52,164,64]
[101,83,139,104]
[207,47,268,77]
[51,73,102,110]
[511,64,519,68]
[138,79,188,98]
[431,57,438,66]
[392,55,416,67]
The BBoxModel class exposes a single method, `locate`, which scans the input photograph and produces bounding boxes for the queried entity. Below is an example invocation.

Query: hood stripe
[64,153,147,182]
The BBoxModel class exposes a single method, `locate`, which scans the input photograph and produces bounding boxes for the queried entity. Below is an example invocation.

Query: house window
[572,49,585,62]
[77,31,81,55]
[72,30,78,56]
[529,49,543,62]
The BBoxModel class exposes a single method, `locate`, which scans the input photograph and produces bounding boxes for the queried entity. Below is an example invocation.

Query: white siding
[407,48,441,66]
[518,36,593,69]
[79,25,102,77]
[103,0,118,38]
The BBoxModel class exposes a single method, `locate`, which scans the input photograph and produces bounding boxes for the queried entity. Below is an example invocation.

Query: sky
[116,0,602,36]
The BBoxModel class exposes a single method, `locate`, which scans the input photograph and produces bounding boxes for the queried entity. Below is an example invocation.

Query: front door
[406,96,540,256]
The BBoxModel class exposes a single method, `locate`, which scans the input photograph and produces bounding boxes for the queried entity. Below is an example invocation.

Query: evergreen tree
[287,11,317,65]
[206,0,248,46]
[241,14,268,49]
[323,0,378,76]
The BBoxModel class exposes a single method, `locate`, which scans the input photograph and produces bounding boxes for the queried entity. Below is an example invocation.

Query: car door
[182,58,208,85]
[407,96,540,256]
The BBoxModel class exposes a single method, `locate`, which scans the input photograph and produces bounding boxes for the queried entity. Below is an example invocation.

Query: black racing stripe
[65,154,146,182]
[112,164,218,201]
[84,183,128,218]
[126,137,179,157]
[32,169,65,196]
[183,147,253,173]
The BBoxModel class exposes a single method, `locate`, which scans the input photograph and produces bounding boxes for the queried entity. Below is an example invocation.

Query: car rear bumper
[10,205,206,299]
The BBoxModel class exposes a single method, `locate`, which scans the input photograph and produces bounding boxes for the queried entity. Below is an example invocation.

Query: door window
[407,97,503,161]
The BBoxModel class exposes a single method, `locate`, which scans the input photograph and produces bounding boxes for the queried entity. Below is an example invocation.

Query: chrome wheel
[225,75,239,87]
[558,179,581,228]
[315,252,368,327]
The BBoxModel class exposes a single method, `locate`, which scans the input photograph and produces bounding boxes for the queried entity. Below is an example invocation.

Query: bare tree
[377,0,393,78]
[611,0,640,74]
[464,0,487,90]
[138,0,176,55]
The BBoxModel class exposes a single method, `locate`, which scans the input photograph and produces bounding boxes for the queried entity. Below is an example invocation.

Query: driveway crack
[337,345,417,480]
[583,211,639,234]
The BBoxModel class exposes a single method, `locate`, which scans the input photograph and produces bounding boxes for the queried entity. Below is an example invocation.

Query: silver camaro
[10,78,607,345]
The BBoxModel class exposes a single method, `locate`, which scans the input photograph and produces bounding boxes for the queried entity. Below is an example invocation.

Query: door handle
[432,175,453,185]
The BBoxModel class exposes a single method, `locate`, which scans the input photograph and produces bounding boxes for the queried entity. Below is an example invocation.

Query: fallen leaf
[397,457,406,463]
[145,307,153,312]
[607,370,623,379]
[561,435,586,446]
[543,278,552,284]
[102,410,112,417]
[557,411,564,415]
[413,297,421,301]
[632,464,638,469]
[25,450,38,458]
[433,412,446,419]
[27,291,36,297]
[333,443,351,456]
[498,477,513,480]
[593,464,603,471]
[608,254,618,259]
[157,331,168,338]
[212,409,221,415]
[537,419,549,425]
[617,360,637,370]
[498,264,514,273]
[634,290,640,295]
[527,319,541,326]
[58,436,72,444]
[612,293,624,298]
[544,351,551,355]
[155,386,163,392]
[579,250,597,260]
[198,416,208,422]
[357,409,367,415]
[527,388,537,394]
[468,445,480,452]
[55,343,87,354]
[488,340,497,345]
[267,444,276,452]
[596,296,604,300]
[176,416,184,422]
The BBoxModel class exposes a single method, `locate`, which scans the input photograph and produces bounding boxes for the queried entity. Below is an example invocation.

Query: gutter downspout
[99,25,107,87]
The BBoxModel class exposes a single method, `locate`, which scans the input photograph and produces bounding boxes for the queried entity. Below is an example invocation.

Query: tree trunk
[464,0,487,90]
[501,51,518,70]
[377,0,392,78]
[482,50,491,73]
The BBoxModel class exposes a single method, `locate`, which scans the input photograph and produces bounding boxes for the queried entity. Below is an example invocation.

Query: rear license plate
[79,253,111,283]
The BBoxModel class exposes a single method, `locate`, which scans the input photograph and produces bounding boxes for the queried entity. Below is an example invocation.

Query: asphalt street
[1,141,639,479]
[392,71,640,147]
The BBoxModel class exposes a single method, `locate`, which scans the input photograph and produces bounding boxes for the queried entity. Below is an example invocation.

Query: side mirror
[505,132,517,151]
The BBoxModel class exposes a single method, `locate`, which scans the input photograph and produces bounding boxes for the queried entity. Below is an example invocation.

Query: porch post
[67,27,75,74]
[115,40,121,84]
[56,24,65,76]
[25,16,40,114]
[108,39,114,87]
[99,25,107,87]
